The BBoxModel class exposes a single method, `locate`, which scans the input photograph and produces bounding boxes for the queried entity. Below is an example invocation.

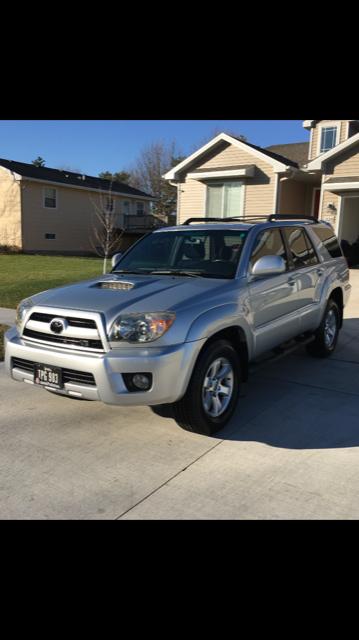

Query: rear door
[247,227,300,356]
[282,225,322,332]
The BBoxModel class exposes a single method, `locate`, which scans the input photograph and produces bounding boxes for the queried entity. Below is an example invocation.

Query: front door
[247,227,300,357]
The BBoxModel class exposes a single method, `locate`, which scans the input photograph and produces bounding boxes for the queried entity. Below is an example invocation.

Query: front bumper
[4,327,205,406]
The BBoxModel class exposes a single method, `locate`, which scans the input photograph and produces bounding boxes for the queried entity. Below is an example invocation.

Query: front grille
[29,312,97,329]
[11,357,96,386]
[23,328,103,350]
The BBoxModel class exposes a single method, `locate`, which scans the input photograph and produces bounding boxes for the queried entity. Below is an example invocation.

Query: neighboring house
[0,159,155,253]
[164,120,359,245]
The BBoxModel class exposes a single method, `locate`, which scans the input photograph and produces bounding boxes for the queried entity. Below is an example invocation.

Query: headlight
[15,297,35,331]
[109,312,175,343]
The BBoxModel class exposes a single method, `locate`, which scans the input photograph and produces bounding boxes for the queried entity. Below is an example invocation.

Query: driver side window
[249,228,288,272]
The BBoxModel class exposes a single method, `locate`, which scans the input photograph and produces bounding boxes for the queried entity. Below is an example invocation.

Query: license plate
[34,363,63,389]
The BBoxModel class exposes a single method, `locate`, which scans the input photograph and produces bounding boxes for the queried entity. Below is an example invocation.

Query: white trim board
[187,167,255,180]
[307,132,359,170]
[163,132,292,180]
[322,182,359,191]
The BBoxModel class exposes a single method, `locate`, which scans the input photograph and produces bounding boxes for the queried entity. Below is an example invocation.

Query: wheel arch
[329,286,344,328]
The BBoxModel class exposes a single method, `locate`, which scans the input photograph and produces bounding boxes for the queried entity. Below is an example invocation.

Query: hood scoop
[96,281,135,291]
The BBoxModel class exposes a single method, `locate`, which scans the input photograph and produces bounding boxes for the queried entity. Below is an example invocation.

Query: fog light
[132,374,151,390]
[123,372,152,392]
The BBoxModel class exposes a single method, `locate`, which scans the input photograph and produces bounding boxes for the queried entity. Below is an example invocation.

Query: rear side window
[310,225,342,259]
[249,228,288,271]
[283,227,319,268]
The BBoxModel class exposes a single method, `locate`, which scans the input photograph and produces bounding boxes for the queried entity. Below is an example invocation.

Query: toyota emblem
[50,318,67,334]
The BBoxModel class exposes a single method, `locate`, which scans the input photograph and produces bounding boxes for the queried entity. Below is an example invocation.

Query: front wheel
[171,339,241,436]
[306,298,340,358]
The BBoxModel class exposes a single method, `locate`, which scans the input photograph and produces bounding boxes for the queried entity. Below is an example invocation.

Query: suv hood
[30,273,236,326]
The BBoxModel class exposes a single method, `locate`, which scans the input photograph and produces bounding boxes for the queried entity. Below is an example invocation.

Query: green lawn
[0,255,104,309]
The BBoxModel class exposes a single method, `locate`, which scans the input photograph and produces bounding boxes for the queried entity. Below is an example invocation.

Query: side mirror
[111,252,122,269]
[251,255,286,277]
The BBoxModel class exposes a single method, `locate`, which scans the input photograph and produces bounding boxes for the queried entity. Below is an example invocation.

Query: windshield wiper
[149,269,204,278]
[112,268,153,275]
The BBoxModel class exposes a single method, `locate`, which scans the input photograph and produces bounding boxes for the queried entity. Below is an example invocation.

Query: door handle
[317,268,324,277]
[288,277,296,286]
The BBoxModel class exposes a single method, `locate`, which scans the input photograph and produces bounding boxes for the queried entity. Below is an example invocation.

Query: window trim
[43,186,58,210]
[136,200,145,215]
[282,225,320,271]
[317,122,341,156]
[205,180,245,218]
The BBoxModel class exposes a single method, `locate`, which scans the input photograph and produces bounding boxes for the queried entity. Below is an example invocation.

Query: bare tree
[89,184,125,274]
[129,140,184,220]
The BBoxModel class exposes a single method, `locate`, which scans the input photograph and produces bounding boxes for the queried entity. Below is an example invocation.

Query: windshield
[113,229,248,279]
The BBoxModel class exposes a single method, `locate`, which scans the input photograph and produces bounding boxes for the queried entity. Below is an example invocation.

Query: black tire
[171,339,241,436]
[306,298,340,358]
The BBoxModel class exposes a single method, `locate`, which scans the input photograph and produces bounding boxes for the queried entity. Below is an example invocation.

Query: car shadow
[153,317,359,450]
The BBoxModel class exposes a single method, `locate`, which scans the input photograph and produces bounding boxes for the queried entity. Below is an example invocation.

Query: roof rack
[182,216,269,225]
[268,214,318,223]
[182,214,319,225]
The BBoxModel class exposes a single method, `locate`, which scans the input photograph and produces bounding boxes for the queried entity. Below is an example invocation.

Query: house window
[122,200,130,215]
[44,187,57,208]
[320,127,338,153]
[45,233,56,240]
[206,181,244,218]
[136,201,145,215]
[105,196,114,212]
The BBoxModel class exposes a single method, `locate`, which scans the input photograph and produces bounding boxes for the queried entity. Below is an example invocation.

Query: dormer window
[319,123,340,154]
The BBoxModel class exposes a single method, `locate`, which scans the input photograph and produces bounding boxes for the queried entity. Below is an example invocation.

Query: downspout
[169,179,180,225]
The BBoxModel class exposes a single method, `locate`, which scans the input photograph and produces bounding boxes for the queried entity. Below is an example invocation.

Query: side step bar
[249,334,315,374]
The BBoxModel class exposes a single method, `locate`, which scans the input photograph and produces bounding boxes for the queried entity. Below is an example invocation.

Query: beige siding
[178,178,206,223]
[310,121,350,160]
[278,179,313,215]
[177,142,276,223]
[319,189,341,228]
[324,143,359,178]
[0,168,22,248]
[21,181,150,253]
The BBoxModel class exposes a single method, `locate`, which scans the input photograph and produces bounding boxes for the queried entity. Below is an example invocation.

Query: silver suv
[4,215,351,436]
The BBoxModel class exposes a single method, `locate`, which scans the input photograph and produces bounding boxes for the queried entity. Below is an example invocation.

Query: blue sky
[0,120,309,176]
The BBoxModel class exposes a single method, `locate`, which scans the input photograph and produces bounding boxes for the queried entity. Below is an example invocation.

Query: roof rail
[182,215,269,225]
[182,214,319,226]
[268,214,318,223]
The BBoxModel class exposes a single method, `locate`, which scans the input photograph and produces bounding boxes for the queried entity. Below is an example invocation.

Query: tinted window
[311,225,342,259]
[283,227,319,268]
[249,228,288,271]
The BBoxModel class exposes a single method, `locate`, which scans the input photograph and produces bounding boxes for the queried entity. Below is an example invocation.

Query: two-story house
[164,120,359,248]
[0,159,155,254]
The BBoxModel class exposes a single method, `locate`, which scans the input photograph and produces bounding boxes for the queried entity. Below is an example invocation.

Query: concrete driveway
[1,272,359,520]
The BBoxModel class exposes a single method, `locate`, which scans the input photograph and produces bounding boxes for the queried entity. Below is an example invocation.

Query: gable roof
[0,158,153,199]
[163,132,297,180]
[265,142,309,167]
[306,132,359,170]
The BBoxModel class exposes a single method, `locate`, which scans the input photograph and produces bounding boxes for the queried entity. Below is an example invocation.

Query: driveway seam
[114,387,295,520]
[114,438,225,519]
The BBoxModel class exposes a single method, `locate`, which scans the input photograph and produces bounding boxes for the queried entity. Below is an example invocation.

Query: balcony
[116,214,168,233]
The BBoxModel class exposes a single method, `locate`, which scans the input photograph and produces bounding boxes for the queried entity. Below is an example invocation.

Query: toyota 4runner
[4,215,351,436]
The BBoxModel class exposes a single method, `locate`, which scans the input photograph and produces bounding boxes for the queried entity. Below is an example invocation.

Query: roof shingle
[0,158,153,198]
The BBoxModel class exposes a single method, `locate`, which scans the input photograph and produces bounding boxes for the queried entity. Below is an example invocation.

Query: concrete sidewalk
[0,308,15,326]
[0,273,358,519]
